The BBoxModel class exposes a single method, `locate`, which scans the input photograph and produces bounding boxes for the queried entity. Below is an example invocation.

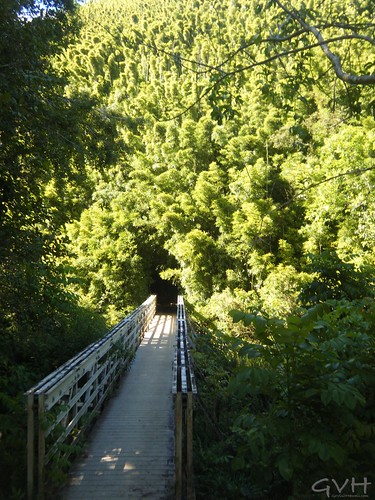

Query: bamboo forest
[1,0,374,498]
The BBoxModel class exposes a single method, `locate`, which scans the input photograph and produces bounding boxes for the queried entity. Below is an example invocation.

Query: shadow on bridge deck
[62,313,176,500]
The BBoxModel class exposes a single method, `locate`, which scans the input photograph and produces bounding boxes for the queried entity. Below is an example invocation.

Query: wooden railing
[25,295,156,500]
[173,296,197,500]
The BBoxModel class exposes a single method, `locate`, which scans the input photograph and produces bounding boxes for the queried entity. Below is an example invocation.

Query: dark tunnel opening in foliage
[150,271,178,313]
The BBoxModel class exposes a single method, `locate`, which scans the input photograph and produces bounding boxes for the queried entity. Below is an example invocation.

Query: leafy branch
[279,165,375,209]
[274,0,375,85]
[160,32,374,121]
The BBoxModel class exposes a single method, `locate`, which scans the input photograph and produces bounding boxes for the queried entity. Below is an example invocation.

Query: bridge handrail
[173,296,197,500]
[173,295,197,395]
[25,295,156,500]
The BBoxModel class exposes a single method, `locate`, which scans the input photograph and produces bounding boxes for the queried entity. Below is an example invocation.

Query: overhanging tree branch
[279,166,375,209]
[307,26,375,84]
[161,34,373,121]
[274,0,375,85]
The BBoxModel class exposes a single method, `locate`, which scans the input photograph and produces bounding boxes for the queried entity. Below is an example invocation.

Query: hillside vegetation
[0,0,374,497]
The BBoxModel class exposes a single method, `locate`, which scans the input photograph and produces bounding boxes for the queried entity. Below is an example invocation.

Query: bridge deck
[63,314,176,500]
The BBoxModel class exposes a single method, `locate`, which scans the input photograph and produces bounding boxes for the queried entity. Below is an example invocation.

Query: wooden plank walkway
[62,314,176,500]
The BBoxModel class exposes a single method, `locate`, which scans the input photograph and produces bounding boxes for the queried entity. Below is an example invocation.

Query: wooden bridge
[25,296,196,500]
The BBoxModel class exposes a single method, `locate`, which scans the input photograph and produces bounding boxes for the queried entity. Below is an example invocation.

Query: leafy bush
[193,298,375,499]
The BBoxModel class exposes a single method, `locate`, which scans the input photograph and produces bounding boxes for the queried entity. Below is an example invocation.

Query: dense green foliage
[0,0,374,497]
[0,2,107,497]
[192,293,375,498]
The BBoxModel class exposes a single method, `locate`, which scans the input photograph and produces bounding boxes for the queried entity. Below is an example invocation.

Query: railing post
[27,391,35,500]
[38,393,45,500]
[175,392,183,500]
[186,391,194,500]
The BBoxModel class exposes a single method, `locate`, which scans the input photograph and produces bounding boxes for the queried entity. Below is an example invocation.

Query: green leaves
[277,454,294,481]
[238,343,263,359]
[306,435,346,464]
[321,382,366,410]
[249,32,262,44]
[230,303,331,348]
[229,365,274,396]
[230,310,267,332]
[225,298,374,495]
